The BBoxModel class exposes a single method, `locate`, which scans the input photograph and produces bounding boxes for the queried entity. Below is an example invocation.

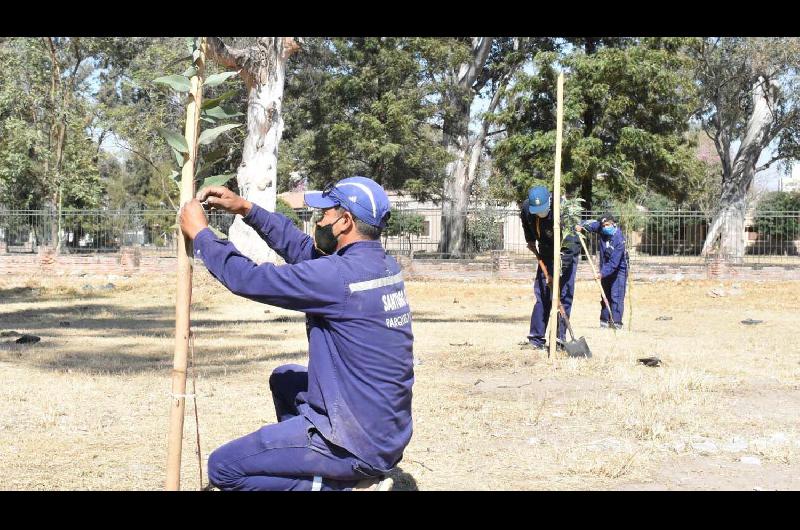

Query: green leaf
[172,147,185,167]
[198,124,241,145]
[202,146,228,166]
[153,74,191,92]
[200,116,216,124]
[208,225,228,240]
[158,128,189,153]
[192,49,201,63]
[203,106,244,120]
[182,66,197,78]
[201,89,237,109]
[204,71,239,88]
[199,174,235,188]
[169,170,180,182]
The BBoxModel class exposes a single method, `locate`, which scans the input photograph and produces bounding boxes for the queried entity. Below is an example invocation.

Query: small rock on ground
[692,440,718,455]
[740,456,761,466]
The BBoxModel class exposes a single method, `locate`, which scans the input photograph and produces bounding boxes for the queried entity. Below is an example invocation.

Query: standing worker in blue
[178,176,414,491]
[520,186,581,350]
[576,213,628,329]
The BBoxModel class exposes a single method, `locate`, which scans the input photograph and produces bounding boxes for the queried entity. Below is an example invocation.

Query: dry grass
[1,271,799,490]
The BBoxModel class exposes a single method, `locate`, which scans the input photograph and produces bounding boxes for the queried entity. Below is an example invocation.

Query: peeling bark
[439,37,493,256]
[702,76,778,259]
[206,37,300,263]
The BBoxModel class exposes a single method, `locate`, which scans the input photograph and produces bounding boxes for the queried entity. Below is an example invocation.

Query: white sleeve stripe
[311,476,322,491]
[349,272,404,292]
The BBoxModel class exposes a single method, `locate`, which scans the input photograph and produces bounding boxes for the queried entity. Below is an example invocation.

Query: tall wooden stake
[166,38,206,491]
[548,73,564,359]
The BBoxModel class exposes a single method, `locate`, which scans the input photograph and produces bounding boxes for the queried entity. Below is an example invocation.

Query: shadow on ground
[0,299,309,376]
[0,338,309,377]
[0,284,124,300]
[388,466,418,491]
[412,311,527,324]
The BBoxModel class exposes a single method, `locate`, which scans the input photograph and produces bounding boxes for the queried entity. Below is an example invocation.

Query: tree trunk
[228,77,284,264]
[53,123,66,253]
[580,39,598,212]
[701,77,777,259]
[438,37,493,257]
[441,148,471,256]
[45,38,64,253]
[440,86,471,255]
[207,37,300,264]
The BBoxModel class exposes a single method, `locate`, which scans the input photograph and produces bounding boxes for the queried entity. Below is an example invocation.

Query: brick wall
[0,248,176,277]
[2,249,798,282]
[395,253,799,282]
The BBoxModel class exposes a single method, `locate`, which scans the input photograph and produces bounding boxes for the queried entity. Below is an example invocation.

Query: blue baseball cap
[304,176,391,228]
[527,186,551,215]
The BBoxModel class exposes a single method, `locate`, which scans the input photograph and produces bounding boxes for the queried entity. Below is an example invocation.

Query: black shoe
[521,340,547,351]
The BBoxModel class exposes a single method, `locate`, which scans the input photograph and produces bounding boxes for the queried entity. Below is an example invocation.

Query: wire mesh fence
[0,209,236,256]
[1,206,799,265]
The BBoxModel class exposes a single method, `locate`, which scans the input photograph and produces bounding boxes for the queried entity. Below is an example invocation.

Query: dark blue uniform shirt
[582,220,628,277]
[193,204,414,472]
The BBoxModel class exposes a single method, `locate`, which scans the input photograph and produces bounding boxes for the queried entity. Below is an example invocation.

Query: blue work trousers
[207,364,380,491]
[528,259,577,346]
[600,271,627,325]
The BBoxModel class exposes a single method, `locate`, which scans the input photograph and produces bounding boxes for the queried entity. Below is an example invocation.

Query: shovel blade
[565,336,592,358]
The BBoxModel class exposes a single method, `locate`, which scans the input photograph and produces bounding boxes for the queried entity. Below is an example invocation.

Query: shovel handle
[576,233,616,327]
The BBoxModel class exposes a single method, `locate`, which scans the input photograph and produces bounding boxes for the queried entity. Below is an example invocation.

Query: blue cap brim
[528,203,549,215]
[304,191,339,209]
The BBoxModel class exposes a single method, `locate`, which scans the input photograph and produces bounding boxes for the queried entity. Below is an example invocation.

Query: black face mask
[314,215,344,255]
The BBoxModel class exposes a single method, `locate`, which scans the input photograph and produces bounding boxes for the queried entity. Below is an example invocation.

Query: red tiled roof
[277,191,306,209]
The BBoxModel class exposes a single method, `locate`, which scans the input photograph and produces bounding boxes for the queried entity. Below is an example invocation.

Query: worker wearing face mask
[180,176,413,491]
[576,213,628,329]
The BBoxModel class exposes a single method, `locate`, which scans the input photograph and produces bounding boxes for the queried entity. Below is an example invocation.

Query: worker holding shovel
[521,186,581,351]
[576,213,628,329]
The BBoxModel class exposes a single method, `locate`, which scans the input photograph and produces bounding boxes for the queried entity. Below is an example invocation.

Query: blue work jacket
[194,204,414,472]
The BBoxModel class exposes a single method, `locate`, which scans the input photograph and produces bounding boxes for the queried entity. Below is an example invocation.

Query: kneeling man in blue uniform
[179,176,414,491]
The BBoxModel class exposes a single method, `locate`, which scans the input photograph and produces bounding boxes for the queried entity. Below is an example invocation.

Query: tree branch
[205,37,248,69]
[68,37,83,90]
[114,140,177,209]
[95,129,108,156]
[281,37,302,59]
[755,154,784,173]
[465,67,517,191]
[458,37,492,88]
[766,107,798,146]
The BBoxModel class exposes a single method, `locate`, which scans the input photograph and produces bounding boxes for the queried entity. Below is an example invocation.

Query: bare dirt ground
[1,270,798,490]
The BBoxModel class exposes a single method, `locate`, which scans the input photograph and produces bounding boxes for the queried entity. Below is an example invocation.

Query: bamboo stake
[166,38,206,491]
[548,73,564,359]
[626,256,633,331]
